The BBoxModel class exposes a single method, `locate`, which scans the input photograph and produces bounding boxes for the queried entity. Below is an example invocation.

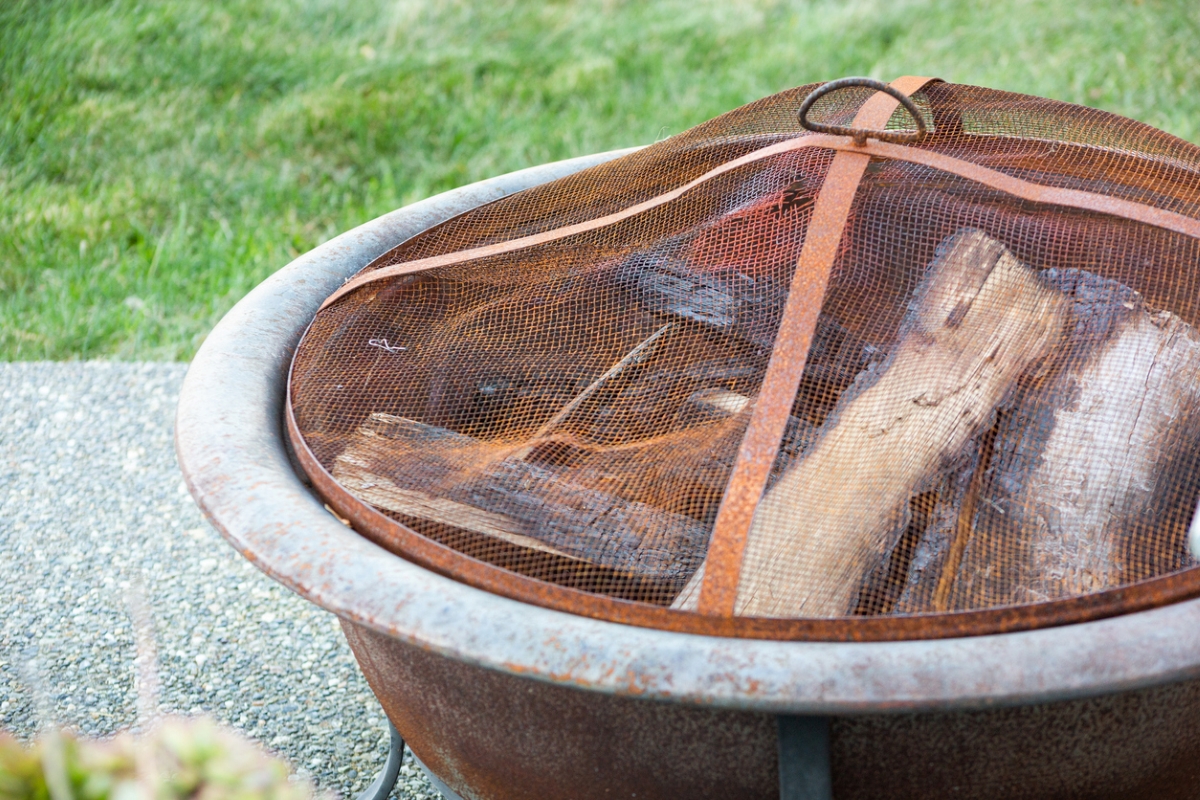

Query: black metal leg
[355,721,405,800]
[778,715,833,800]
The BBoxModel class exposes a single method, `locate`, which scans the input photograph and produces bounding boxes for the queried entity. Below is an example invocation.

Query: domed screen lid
[286,76,1200,641]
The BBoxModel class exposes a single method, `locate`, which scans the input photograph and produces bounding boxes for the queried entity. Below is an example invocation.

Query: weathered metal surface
[778,716,832,800]
[286,419,1200,641]
[830,678,1200,799]
[342,621,778,800]
[345,619,1200,800]
[176,149,1200,715]
[797,76,932,145]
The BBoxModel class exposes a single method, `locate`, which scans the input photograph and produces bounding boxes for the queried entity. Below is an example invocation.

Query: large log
[331,413,709,584]
[941,269,1200,607]
[717,229,1067,617]
[888,437,991,614]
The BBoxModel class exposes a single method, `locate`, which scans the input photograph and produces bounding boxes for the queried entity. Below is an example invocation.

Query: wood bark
[620,251,790,348]
[331,413,709,583]
[943,268,1200,607]
[725,229,1067,617]
[889,439,989,614]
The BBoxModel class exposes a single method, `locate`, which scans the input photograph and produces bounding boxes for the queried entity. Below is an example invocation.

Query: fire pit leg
[778,715,833,800]
[354,720,405,800]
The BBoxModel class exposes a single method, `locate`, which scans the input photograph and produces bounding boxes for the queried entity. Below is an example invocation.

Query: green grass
[3,0,1200,360]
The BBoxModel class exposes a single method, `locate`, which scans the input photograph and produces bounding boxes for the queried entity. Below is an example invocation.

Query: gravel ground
[0,362,440,799]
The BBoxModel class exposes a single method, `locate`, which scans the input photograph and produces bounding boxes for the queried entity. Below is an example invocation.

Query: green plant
[0,717,316,800]
[3,0,1199,360]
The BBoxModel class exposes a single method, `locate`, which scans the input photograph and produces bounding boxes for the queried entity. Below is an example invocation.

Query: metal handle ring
[798,77,928,146]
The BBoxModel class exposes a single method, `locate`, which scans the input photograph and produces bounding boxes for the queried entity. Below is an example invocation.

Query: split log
[506,324,785,526]
[943,269,1200,607]
[524,388,817,527]
[331,413,709,584]
[620,251,789,348]
[419,281,666,440]
[709,229,1067,617]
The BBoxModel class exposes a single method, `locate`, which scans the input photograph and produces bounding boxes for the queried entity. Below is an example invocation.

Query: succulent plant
[0,716,318,800]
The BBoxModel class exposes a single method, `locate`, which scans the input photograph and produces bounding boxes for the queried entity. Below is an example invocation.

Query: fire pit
[177,77,1200,800]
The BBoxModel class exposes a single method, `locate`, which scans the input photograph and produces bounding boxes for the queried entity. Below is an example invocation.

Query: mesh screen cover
[287,79,1200,640]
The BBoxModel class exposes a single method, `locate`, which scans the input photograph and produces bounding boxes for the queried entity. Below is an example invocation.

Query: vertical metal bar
[778,715,833,800]
[696,76,937,616]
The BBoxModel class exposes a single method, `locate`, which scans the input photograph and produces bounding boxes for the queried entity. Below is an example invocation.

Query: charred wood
[331,413,708,585]
[949,269,1200,607]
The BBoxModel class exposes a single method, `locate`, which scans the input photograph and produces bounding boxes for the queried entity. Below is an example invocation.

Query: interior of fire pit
[285,79,1200,641]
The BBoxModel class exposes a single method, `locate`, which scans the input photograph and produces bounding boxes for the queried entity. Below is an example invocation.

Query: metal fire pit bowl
[176,150,1200,800]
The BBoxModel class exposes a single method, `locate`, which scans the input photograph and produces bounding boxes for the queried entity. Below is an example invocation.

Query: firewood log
[331,413,708,583]
[620,251,790,348]
[419,282,666,439]
[945,269,1200,607]
[690,229,1067,617]
[509,323,675,460]
[619,249,883,409]
[888,441,989,614]
[550,390,817,527]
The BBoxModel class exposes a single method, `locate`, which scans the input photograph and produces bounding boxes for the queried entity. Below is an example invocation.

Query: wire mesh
[287,79,1200,640]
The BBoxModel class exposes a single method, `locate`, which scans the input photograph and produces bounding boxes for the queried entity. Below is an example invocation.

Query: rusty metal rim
[288,410,1200,642]
[176,149,1200,715]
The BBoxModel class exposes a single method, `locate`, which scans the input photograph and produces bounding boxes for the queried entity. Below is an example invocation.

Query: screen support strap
[695,75,939,616]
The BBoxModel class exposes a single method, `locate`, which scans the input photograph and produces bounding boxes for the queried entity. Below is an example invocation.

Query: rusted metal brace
[355,721,404,800]
[696,75,939,616]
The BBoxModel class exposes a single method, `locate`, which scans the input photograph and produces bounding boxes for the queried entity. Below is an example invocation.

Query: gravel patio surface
[0,361,439,799]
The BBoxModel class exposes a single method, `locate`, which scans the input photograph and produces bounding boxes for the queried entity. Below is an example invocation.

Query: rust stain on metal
[344,621,780,800]
[346,619,1200,800]
[291,393,1200,645]
[696,76,939,616]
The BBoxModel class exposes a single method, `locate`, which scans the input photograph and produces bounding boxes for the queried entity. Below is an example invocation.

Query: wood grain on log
[947,269,1200,607]
[621,251,789,348]
[331,413,709,583]
[510,322,676,459]
[724,229,1066,617]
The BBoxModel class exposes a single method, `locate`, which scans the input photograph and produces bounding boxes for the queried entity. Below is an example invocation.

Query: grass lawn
[4,0,1200,360]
